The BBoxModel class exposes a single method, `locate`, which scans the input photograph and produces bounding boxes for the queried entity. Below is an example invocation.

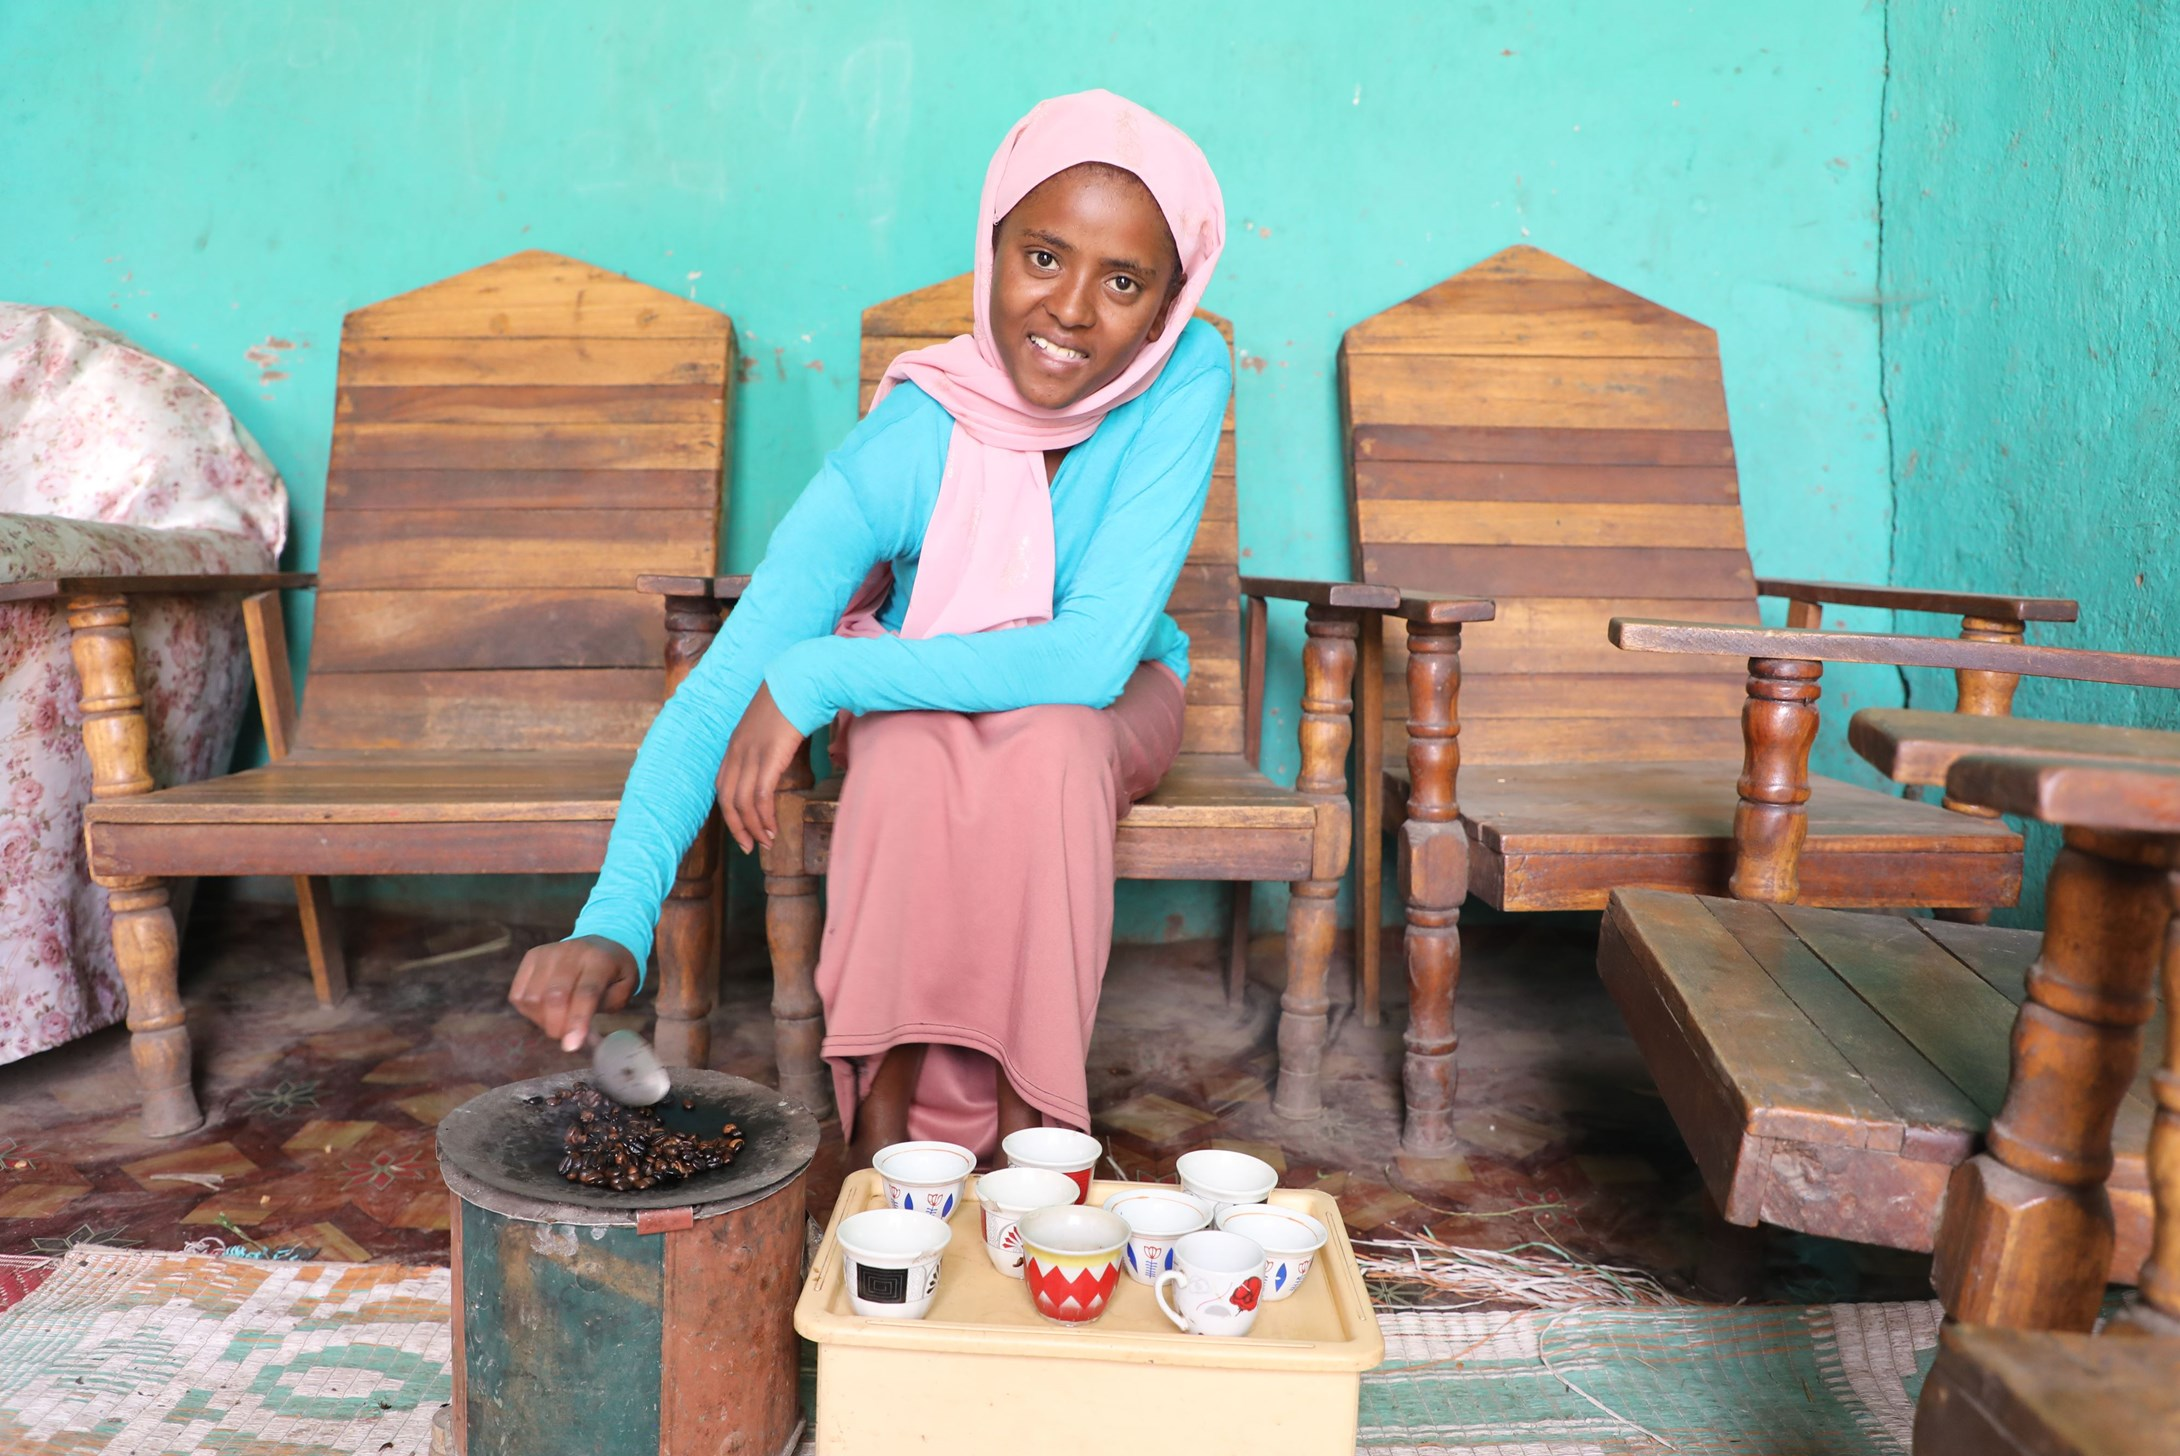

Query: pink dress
[816,663,1185,1158]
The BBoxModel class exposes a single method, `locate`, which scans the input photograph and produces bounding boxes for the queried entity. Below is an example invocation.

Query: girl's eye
[1111,277,1139,295]
[1030,250,1058,269]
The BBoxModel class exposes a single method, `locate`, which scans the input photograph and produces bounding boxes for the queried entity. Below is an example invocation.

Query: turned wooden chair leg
[1274,607,1358,1122]
[1226,881,1253,1008]
[649,589,726,1069]
[652,814,722,1069]
[1729,656,1821,904]
[68,594,203,1137]
[1931,831,2169,1331]
[761,741,832,1117]
[2116,865,2180,1336]
[1401,620,1465,1155]
[1934,614,2028,925]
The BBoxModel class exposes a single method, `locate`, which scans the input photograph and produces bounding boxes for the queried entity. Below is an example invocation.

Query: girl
[509,90,1229,1167]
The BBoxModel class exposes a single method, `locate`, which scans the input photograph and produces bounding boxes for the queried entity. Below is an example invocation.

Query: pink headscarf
[842,90,1226,642]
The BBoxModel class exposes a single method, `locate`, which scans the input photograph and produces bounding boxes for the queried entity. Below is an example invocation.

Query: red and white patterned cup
[1018,1204,1128,1324]
[1002,1127,1101,1204]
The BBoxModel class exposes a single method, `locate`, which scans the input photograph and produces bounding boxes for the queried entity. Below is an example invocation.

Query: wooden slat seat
[1444,761,2021,910]
[751,274,1393,1124]
[796,752,1319,884]
[84,749,637,877]
[76,251,736,1137]
[1343,245,2064,1155]
[1599,889,2155,1279]
[1916,1325,2180,1455]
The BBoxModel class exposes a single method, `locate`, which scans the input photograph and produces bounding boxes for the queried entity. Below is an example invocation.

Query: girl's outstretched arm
[566,432,919,976]
[759,354,1230,733]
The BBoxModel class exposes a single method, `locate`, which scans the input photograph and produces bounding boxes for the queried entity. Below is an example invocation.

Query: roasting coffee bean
[552,1082,743,1192]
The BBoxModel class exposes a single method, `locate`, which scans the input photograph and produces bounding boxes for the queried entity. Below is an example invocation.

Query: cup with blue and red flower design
[873,1140,975,1220]
[1104,1186,1213,1285]
[1154,1229,1267,1337]
[1018,1203,1128,1324]
[1215,1203,1328,1301]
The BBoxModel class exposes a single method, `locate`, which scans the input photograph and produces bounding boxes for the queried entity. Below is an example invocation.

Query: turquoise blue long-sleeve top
[573,318,1233,974]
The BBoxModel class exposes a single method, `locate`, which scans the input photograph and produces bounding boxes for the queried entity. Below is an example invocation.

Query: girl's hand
[719,682,804,853]
[509,934,639,1051]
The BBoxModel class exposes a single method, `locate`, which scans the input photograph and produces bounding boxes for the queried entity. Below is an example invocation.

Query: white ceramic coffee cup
[872,1140,975,1220]
[1103,1186,1214,1285]
[837,1208,953,1319]
[1175,1148,1279,1218]
[1215,1203,1329,1301]
[974,1166,1079,1278]
[1001,1127,1101,1204]
[1018,1203,1129,1324]
[1154,1229,1268,1337]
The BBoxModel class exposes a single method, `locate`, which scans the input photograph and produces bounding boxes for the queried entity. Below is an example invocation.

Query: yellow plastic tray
[797,1171,1384,1454]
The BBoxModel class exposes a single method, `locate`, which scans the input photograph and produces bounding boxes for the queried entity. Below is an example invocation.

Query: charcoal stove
[437,1069,819,1456]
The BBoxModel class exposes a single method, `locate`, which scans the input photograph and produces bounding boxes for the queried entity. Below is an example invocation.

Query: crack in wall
[1875,0,1912,713]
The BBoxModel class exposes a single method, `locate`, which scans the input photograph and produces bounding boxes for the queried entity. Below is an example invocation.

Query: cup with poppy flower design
[1103,1186,1214,1285]
[1154,1229,1267,1337]
[1215,1203,1328,1301]
[974,1166,1078,1278]
[872,1140,975,1220]
[1001,1127,1101,1204]
[1018,1204,1128,1325]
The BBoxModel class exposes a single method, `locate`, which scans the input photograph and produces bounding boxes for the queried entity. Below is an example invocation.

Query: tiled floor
[0,898,1932,1303]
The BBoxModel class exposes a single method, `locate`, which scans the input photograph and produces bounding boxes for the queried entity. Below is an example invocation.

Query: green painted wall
[1880,0,2180,925]
[3,1,1896,939]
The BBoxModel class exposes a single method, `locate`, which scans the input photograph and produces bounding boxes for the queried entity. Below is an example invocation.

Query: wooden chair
[1340,244,2069,1153]
[1897,748,2179,1455]
[1601,622,2180,1298]
[655,274,1488,1122]
[77,251,736,1137]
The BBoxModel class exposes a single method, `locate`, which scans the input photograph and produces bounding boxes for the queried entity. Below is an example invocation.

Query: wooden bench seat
[74,251,736,1136]
[798,752,1319,883]
[1600,888,2156,1280]
[1418,761,2020,911]
[85,748,636,875]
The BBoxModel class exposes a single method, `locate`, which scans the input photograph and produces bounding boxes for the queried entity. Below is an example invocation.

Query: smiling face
[988,162,1184,410]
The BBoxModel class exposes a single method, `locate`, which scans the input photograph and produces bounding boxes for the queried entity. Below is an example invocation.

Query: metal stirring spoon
[591,1028,672,1107]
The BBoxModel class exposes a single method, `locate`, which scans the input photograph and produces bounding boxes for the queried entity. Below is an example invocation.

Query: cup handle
[1154,1269,1191,1332]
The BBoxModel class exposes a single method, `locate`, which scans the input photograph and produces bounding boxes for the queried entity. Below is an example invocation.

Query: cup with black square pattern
[837,1208,954,1319]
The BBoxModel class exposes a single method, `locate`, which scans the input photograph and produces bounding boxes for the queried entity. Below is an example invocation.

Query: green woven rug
[1,1249,1940,1455]
[1360,1303,1943,1455]
[0,1247,449,1455]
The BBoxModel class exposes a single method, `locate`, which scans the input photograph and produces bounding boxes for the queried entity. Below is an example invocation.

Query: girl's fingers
[720,747,752,853]
[755,739,793,843]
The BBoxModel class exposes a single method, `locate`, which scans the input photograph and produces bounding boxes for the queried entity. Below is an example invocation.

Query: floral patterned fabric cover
[1,305,287,1064]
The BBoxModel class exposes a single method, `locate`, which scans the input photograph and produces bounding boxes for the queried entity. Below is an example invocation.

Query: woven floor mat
[0,1246,448,1455]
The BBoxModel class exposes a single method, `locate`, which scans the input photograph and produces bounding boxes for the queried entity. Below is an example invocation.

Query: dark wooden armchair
[1813,740,2179,1455]
[1601,622,2180,1299]
[1338,244,2072,1153]
[78,251,737,1136]
[650,274,1489,1124]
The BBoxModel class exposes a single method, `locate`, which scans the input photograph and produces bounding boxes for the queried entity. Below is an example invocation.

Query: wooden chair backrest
[860,275,1242,756]
[1341,245,1759,766]
[307,250,734,752]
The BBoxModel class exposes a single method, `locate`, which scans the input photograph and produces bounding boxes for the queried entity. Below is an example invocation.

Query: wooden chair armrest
[1941,751,2180,835]
[1755,577,2078,624]
[1611,618,2180,689]
[1611,616,2180,902]
[0,571,314,605]
[635,574,752,601]
[1849,707,2180,791]
[1239,575,1399,610]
